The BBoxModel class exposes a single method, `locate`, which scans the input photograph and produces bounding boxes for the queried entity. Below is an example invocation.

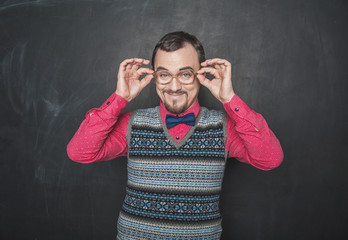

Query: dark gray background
[1,0,347,239]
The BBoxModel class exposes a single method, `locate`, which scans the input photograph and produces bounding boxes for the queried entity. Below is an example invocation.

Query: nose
[166,76,182,91]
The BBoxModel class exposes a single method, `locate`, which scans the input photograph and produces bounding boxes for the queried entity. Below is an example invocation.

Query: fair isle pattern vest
[117,106,227,240]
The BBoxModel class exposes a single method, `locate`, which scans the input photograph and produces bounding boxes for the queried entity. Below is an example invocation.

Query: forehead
[154,43,200,71]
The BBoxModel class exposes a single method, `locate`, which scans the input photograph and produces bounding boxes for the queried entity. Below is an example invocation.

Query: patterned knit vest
[117,106,227,240]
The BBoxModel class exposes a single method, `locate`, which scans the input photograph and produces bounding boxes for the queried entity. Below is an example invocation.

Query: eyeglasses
[153,69,197,85]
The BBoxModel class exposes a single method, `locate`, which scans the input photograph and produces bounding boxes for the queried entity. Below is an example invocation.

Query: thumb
[137,68,154,89]
[197,74,212,90]
[139,74,153,89]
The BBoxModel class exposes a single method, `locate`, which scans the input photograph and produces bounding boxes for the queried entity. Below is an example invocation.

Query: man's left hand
[197,58,235,103]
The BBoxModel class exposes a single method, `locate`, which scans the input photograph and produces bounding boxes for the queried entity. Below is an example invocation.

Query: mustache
[163,90,187,95]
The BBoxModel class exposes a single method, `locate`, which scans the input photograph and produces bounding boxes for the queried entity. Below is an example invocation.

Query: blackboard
[1,0,347,239]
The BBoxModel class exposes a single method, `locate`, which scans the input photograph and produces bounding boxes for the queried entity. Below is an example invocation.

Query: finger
[210,59,227,71]
[137,58,150,65]
[215,64,223,71]
[131,63,139,71]
[143,73,154,83]
[131,58,151,71]
[201,58,231,68]
[126,59,135,71]
[201,58,222,66]
[137,67,154,76]
[200,60,210,67]
[131,58,151,66]
[119,58,135,72]
[139,73,153,90]
[207,58,225,64]
[120,58,150,71]
[196,74,212,90]
[121,58,136,71]
[131,58,145,71]
[197,67,221,79]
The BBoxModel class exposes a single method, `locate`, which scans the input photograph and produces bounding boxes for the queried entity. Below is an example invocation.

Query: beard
[162,90,189,114]
[163,100,188,114]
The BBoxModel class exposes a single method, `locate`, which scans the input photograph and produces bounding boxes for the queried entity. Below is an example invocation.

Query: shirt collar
[160,99,201,123]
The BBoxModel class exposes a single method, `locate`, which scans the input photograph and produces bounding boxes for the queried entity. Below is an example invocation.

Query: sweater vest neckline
[157,106,206,149]
[127,106,209,149]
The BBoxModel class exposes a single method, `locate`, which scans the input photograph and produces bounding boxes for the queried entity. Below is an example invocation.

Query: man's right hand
[115,58,154,102]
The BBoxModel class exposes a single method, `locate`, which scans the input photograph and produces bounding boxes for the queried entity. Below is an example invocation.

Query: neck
[160,99,201,122]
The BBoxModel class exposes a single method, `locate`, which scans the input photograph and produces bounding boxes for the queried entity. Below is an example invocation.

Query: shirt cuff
[85,92,129,119]
[223,94,263,130]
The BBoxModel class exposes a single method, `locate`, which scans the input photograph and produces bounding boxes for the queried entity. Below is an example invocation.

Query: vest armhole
[126,110,137,149]
[222,111,228,161]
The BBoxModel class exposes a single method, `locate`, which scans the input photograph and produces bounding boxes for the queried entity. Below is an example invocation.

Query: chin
[164,101,188,114]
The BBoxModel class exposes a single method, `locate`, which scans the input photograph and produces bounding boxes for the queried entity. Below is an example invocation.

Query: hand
[196,58,235,103]
[115,58,154,102]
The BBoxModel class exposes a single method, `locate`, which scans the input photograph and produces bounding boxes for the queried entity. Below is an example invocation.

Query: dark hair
[151,31,205,68]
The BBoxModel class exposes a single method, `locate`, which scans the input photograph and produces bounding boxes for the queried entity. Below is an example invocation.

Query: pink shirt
[67,93,283,170]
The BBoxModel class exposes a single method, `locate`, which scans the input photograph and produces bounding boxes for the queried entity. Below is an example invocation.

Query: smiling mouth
[167,93,183,96]
[164,90,186,96]
[165,92,186,100]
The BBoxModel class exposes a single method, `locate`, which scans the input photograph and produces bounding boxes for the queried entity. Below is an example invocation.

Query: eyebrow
[179,66,194,71]
[156,66,194,71]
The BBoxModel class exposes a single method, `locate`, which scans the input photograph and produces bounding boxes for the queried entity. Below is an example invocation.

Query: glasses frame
[152,69,197,85]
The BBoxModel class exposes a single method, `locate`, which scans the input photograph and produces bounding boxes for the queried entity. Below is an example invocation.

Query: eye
[159,73,168,78]
[158,72,169,79]
[180,71,193,79]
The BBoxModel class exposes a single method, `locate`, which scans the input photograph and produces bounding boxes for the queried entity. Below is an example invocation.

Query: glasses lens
[178,70,194,84]
[155,71,172,84]
[154,70,195,85]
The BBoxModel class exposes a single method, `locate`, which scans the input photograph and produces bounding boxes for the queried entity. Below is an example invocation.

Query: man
[67,31,283,239]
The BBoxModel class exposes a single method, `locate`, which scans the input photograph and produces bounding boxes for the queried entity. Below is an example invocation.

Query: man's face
[154,43,200,114]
